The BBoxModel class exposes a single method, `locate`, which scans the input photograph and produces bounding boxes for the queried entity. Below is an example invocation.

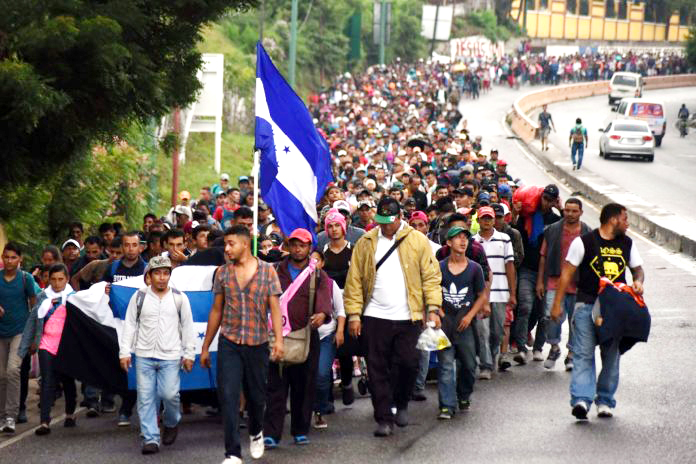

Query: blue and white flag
[255,42,333,237]
[55,267,220,392]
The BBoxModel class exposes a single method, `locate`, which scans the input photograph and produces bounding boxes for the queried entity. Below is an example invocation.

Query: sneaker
[544,347,561,369]
[162,425,178,445]
[16,409,27,424]
[394,408,409,427]
[478,369,492,380]
[498,354,512,371]
[117,414,131,427]
[597,404,614,418]
[141,443,159,455]
[3,417,16,433]
[341,384,355,406]
[222,457,243,464]
[101,402,117,413]
[250,432,264,459]
[572,164,577,171]
[513,350,528,365]
[64,416,77,428]
[373,422,393,437]
[411,389,427,401]
[458,399,471,411]
[86,406,99,418]
[263,437,279,449]
[437,408,453,420]
[293,435,310,445]
[35,423,51,436]
[572,401,589,420]
[313,413,327,429]
[526,332,534,348]
[532,350,544,361]
[564,356,574,371]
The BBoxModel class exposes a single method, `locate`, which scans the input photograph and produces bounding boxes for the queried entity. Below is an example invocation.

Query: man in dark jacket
[263,228,333,448]
[535,198,591,370]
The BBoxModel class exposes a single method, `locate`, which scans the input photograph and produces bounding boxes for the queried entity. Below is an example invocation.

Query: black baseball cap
[543,184,560,199]
[375,196,401,224]
[491,203,505,217]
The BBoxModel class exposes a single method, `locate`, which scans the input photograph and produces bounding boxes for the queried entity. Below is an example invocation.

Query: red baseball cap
[497,159,507,166]
[288,228,313,244]
[409,211,428,224]
[477,206,495,219]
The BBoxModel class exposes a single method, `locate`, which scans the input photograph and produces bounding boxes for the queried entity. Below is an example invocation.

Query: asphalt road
[542,87,696,223]
[3,84,696,464]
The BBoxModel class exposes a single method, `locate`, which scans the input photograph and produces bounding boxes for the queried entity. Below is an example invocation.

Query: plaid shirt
[213,259,282,346]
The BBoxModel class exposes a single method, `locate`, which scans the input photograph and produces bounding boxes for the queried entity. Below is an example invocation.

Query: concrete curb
[510,127,696,259]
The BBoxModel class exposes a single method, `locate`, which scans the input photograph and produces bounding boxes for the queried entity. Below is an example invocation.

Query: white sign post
[179,53,225,173]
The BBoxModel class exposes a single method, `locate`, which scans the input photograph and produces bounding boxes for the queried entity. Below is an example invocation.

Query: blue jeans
[437,325,477,411]
[514,269,537,353]
[571,142,584,168]
[543,290,576,349]
[135,356,181,446]
[570,303,620,409]
[414,348,430,392]
[314,334,336,415]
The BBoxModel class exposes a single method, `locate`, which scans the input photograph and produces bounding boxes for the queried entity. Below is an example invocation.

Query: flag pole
[252,149,260,256]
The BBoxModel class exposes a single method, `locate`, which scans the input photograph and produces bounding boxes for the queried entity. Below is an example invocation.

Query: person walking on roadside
[436,227,486,419]
[538,104,556,152]
[535,198,591,370]
[568,118,588,170]
[0,242,40,433]
[551,203,644,420]
[118,256,196,455]
[344,196,442,438]
[263,228,332,449]
[201,226,284,464]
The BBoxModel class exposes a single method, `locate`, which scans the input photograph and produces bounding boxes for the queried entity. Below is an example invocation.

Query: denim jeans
[437,325,477,411]
[570,302,620,409]
[543,290,576,349]
[135,356,181,445]
[514,268,537,353]
[474,318,492,370]
[314,333,336,415]
[571,142,584,168]
[488,303,506,362]
[218,338,269,459]
[414,349,430,392]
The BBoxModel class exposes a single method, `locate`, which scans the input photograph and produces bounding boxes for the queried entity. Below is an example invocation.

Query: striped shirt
[473,230,514,303]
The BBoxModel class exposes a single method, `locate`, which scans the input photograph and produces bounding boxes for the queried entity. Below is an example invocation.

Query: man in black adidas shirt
[551,203,644,421]
[436,227,486,419]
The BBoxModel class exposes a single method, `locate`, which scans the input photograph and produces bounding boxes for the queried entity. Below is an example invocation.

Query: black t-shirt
[440,258,485,316]
[577,230,633,303]
[105,257,146,283]
[411,190,428,212]
[323,243,352,289]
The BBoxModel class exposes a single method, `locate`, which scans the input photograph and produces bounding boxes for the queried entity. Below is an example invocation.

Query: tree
[0,0,257,191]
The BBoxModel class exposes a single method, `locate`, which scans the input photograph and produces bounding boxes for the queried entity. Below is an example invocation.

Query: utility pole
[379,0,386,65]
[259,0,264,42]
[430,0,441,57]
[289,0,298,88]
[170,108,181,208]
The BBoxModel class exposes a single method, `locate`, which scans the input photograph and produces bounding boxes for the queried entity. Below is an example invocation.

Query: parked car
[612,98,667,146]
[599,119,655,162]
[608,72,643,105]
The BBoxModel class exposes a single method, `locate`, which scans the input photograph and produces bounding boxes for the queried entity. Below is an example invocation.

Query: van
[613,98,667,146]
[608,72,643,105]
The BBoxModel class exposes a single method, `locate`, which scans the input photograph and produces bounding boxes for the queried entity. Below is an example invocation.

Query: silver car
[598,119,655,162]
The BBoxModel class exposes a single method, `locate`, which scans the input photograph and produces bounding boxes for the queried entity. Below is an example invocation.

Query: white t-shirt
[364,222,411,321]
[565,236,643,268]
[473,230,515,303]
[318,281,346,340]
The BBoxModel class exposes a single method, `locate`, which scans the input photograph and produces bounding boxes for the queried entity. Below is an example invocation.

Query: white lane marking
[0,408,84,450]
[500,112,696,278]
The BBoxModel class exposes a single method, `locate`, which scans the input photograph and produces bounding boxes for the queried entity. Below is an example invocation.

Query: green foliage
[0,0,257,196]
[464,10,516,42]
[687,27,696,70]
[361,0,428,65]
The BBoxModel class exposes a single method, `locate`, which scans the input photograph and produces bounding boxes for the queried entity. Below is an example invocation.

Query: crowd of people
[0,56,646,464]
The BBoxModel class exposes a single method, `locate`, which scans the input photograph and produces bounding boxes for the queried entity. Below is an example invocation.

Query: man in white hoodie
[119,256,195,455]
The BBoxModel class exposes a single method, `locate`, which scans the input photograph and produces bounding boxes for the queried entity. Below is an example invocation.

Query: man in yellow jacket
[344,196,442,437]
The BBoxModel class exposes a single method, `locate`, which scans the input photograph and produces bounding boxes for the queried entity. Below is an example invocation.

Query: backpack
[571,127,585,143]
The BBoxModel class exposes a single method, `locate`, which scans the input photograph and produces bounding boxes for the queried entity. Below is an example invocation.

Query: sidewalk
[518,130,696,258]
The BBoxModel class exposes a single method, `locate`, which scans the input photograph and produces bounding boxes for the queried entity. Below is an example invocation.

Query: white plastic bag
[416,322,451,351]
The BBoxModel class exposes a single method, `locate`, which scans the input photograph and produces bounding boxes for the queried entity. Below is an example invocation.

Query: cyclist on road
[568,118,588,171]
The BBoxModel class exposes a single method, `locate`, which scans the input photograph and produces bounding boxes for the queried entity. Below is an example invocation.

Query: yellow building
[510,0,691,42]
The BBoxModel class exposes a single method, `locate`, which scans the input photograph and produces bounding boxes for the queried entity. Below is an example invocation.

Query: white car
[612,98,667,146]
[608,72,643,105]
[599,119,655,162]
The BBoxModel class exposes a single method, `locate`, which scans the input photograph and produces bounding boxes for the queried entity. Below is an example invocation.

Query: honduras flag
[255,42,333,237]
[55,266,219,392]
